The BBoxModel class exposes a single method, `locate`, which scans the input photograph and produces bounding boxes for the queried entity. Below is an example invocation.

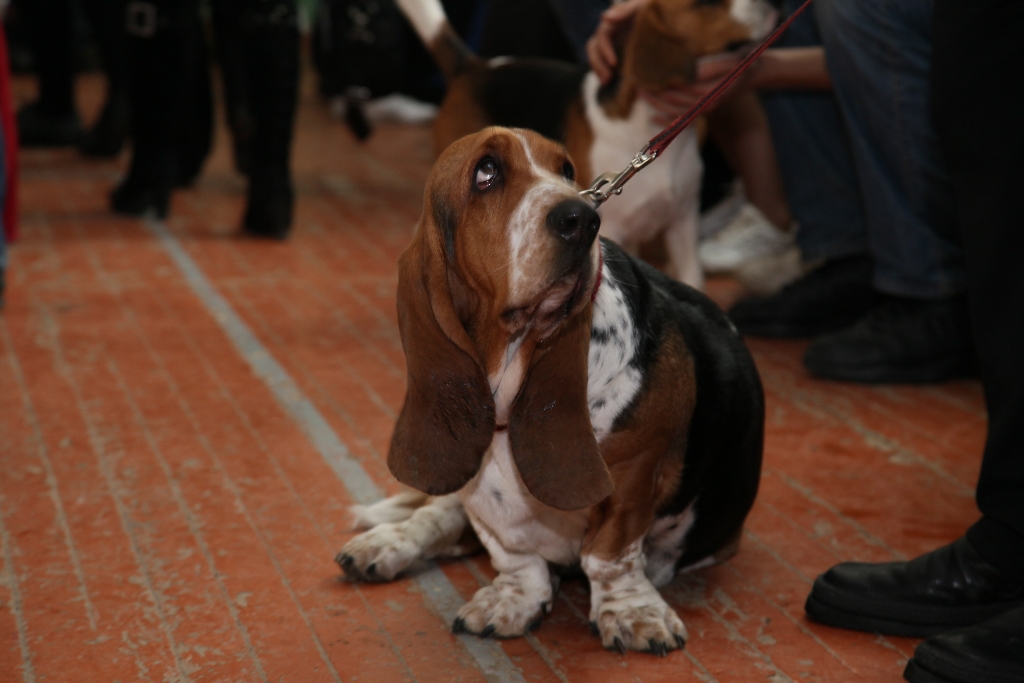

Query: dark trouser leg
[816,0,964,299]
[788,0,975,384]
[18,0,83,146]
[760,0,867,263]
[801,0,1024,645]
[211,0,255,175]
[25,0,75,115]
[932,0,1024,577]
[728,0,879,341]
[79,0,131,157]
[113,0,211,217]
[225,0,299,239]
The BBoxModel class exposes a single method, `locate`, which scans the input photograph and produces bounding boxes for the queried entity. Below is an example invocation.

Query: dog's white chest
[588,259,643,437]
[460,257,642,564]
[582,73,702,244]
[459,433,589,565]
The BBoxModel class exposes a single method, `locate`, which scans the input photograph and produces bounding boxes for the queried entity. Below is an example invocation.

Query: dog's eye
[475,157,499,190]
[562,161,576,183]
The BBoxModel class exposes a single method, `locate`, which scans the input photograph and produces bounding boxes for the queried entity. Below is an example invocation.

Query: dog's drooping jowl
[337,128,764,655]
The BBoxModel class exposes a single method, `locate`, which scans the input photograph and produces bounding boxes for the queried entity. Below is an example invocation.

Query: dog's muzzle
[546,199,600,251]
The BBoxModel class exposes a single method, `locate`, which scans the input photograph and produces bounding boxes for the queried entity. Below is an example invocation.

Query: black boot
[803,291,976,383]
[232,0,300,239]
[112,0,212,217]
[728,255,880,338]
[805,536,1024,637]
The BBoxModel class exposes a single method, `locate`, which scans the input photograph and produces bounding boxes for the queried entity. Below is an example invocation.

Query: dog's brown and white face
[388,128,612,510]
[432,127,600,348]
[624,0,753,92]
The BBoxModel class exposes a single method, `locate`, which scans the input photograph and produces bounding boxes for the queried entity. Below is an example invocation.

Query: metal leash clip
[579,147,657,207]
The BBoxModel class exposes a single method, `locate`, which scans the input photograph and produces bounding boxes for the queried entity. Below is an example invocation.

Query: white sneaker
[699,178,745,241]
[365,94,439,124]
[698,203,796,273]
[734,245,814,297]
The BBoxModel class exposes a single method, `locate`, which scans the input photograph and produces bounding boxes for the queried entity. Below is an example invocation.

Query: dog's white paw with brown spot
[590,590,688,656]
[335,523,423,582]
[453,571,553,638]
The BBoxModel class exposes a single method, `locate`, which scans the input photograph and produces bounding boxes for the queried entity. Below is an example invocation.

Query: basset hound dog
[337,127,764,655]
[392,0,776,288]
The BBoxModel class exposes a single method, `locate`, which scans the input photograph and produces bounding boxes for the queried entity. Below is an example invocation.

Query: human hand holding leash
[643,52,752,125]
[582,0,816,206]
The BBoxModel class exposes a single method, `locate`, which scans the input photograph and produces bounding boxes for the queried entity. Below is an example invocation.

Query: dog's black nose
[546,199,600,245]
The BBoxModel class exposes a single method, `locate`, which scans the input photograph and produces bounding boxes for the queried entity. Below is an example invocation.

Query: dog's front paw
[591,592,688,656]
[335,522,422,582]
[453,572,553,638]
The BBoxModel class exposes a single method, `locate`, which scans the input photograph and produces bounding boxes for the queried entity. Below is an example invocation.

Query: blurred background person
[592,0,973,385]
[114,0,299,239]
[9,0,129,156]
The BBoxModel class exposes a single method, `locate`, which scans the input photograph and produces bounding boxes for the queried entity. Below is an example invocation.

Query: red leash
[581,0,815,207]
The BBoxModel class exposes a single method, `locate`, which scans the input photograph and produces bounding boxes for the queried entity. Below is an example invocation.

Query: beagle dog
[337,128,764,655]
[392,0,776,288]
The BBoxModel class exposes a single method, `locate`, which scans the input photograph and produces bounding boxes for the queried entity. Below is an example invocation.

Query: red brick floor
[0,72,987,682]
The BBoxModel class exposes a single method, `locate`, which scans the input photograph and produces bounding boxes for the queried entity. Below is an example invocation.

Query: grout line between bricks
[1,320,100,632]
[33,300,195,682]
[140,258,421,682]
[147,217,528,683]
[104,357,276,683]
[0,332,38,683]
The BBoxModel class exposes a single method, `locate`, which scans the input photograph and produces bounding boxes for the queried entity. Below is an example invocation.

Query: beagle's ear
[387,227,496,495]
[626,2,697,90]
[509,309,613,511]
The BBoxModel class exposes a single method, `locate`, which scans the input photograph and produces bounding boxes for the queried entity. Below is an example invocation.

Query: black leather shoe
[242,169,294,240]
[803,292,975,383]
[903,605,1024,683]
[805,537,1024,637]
[728,255,879,338]
[110,172,172,219]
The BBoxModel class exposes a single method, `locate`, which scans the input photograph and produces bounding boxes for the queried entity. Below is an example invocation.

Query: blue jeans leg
[816,0,964,299]
[760,0,867,264]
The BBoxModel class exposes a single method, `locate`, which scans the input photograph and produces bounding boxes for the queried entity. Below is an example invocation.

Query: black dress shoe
[242,169,294,240]
[728,255,879,338]
[904,605,1024,683]
[805,537,1024,637]
[803,292,975,383]
[110,169,172,219]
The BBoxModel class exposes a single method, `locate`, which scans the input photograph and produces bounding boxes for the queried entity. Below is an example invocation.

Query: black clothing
[931,0,1024,577]
[116,0,298,234]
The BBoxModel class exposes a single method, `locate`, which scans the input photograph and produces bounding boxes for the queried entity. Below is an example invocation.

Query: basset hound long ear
[387,212,496,495]
[509,308,614,511]
[626,1,697,90]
